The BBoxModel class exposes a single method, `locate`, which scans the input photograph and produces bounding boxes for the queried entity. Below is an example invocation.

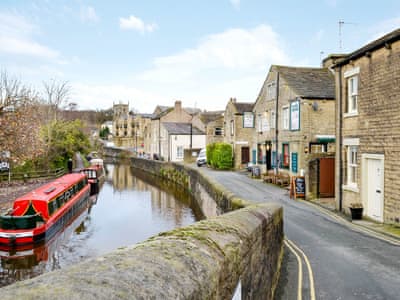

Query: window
[270,110,276,129]
[347,146,358,186]
[262,112,269,132]
[282,143,290,168]
[267,82,276,99]
[347,76,358,113]
[177,146,184,159]
[214,127,223,136]
[282,107,289,130]
[344,67,359,115]
[257,114,262,133]
[230,120,234,136]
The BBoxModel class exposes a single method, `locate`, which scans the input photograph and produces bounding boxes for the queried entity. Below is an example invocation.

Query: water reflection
[0,163,203,287]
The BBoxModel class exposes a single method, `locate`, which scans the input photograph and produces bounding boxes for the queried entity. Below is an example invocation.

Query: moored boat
[80,160,105,195]
[0,173,90,247]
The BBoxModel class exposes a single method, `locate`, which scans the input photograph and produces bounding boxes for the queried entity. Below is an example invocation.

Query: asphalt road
[198,167,400,300]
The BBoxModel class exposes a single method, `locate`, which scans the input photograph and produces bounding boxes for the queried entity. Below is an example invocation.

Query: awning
[315,135,335,143]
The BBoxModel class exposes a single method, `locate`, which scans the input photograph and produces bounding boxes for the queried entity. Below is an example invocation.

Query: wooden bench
[262,170,275,184]
[275,173,290,186]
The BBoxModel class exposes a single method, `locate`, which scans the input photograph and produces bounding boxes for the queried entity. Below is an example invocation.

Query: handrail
[0,167,66,182]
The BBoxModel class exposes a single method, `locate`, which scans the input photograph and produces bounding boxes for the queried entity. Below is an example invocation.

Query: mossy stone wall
[0,154,283,299]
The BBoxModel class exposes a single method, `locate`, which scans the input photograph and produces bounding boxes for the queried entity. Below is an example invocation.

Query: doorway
[319,158,335,197]
[362,154,384,222]
[241,147,250,164]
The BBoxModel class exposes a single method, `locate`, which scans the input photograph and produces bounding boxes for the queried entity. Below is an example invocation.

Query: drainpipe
[158,119,161,157]
[275,72,280,174]
[338,66,343,212]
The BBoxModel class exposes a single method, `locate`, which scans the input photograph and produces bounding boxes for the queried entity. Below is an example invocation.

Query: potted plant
[349,203,363,220]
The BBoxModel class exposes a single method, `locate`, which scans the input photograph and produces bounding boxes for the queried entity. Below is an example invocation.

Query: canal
[0,163,204,287]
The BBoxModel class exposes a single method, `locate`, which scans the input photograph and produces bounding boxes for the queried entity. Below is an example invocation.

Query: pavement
[246,171,400,243]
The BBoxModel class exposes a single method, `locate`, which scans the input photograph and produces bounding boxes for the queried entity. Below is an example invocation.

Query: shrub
[207,142,232,170]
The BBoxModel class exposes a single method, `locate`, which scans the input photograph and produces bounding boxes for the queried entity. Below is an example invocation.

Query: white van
[196,148,207,167]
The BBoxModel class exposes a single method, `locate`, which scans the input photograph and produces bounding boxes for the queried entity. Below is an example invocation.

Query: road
[199,168,400,300]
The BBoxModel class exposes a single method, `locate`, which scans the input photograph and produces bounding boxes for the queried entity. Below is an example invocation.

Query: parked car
[196,149,207,167]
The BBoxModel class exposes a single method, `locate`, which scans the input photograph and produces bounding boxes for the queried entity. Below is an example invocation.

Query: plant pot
[350,207,363,220]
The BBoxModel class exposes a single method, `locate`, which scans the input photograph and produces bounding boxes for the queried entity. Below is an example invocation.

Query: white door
[366,158,384,222]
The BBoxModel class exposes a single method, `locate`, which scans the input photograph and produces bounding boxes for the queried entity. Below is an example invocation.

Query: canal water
[0,163,204,287]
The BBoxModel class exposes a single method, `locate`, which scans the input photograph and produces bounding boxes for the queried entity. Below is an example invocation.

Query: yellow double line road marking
[284,238,316,300]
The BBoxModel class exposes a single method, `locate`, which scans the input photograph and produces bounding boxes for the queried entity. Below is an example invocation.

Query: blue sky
[1,0,400,113]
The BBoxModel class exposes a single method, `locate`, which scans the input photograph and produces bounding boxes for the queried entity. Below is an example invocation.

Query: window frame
[344,67,360,117]
[282,107,289,130]
[270,110,276,129]
[214,127,223,136]
[282,143,290,169]
[346,145,358,187]
[176,146,184,159]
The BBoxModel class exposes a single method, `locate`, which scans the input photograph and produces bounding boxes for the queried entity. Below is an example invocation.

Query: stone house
[161,122,205,162]
[113,103,152,154]
[148,101,198,160]
[192,111,225,145]
[113,103,133,148]
[251,65,335,198]
[333,28,400,224]
[224,98,254,169]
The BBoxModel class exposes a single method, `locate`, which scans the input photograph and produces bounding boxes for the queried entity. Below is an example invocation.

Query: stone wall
[336,38,400,223]
[1,155,284,299]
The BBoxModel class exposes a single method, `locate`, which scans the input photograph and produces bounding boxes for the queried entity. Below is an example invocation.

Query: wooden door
[319,158,335,197]
[241,147,250,164]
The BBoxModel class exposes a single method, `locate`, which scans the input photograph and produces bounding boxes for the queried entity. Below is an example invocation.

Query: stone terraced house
[333,28,400,224]
[252,65,336,199]
[224,98,254,170]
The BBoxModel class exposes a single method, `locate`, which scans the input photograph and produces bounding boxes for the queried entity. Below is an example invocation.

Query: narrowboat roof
[14,173,86,203]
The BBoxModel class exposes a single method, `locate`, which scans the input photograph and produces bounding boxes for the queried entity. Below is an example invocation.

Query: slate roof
[335,28,400,67]
[274,65,335,99]
[197,111,224,124]
[162,122,205,135]
[233,102,254,113]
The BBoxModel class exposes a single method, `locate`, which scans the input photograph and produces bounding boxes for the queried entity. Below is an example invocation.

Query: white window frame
[270,110,276,129]
[344,67,359,117]
[342,138,360,192]
[266,81,276,100]
[282,107,289,130]
[257,114,262,133]
[176,146,184,159]
[230,120,234,136]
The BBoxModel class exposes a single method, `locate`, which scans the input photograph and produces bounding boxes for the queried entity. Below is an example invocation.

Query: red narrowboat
[80,162,105,195]
[0,173,90,247]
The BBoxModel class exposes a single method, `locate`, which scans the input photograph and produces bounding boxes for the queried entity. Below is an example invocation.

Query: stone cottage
[252,65,336,198]
[333,28,400,224]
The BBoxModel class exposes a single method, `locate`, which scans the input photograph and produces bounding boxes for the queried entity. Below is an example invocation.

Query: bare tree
[0,71,44,164]
[0,70,38,113]
[43,79,71,122]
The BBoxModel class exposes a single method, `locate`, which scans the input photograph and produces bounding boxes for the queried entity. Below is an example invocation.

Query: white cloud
[130,24,290,111]
[71,82,164,112]
[230,0,241,10]
[80,6,100,23]
[119,15,158,33]
[139,25,289,82]
[0,12,60,60]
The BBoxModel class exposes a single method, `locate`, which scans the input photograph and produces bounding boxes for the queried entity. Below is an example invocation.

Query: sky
[1,0,400,113]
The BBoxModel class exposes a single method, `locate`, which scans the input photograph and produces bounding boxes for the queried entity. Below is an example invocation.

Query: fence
[0,168,66,183]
